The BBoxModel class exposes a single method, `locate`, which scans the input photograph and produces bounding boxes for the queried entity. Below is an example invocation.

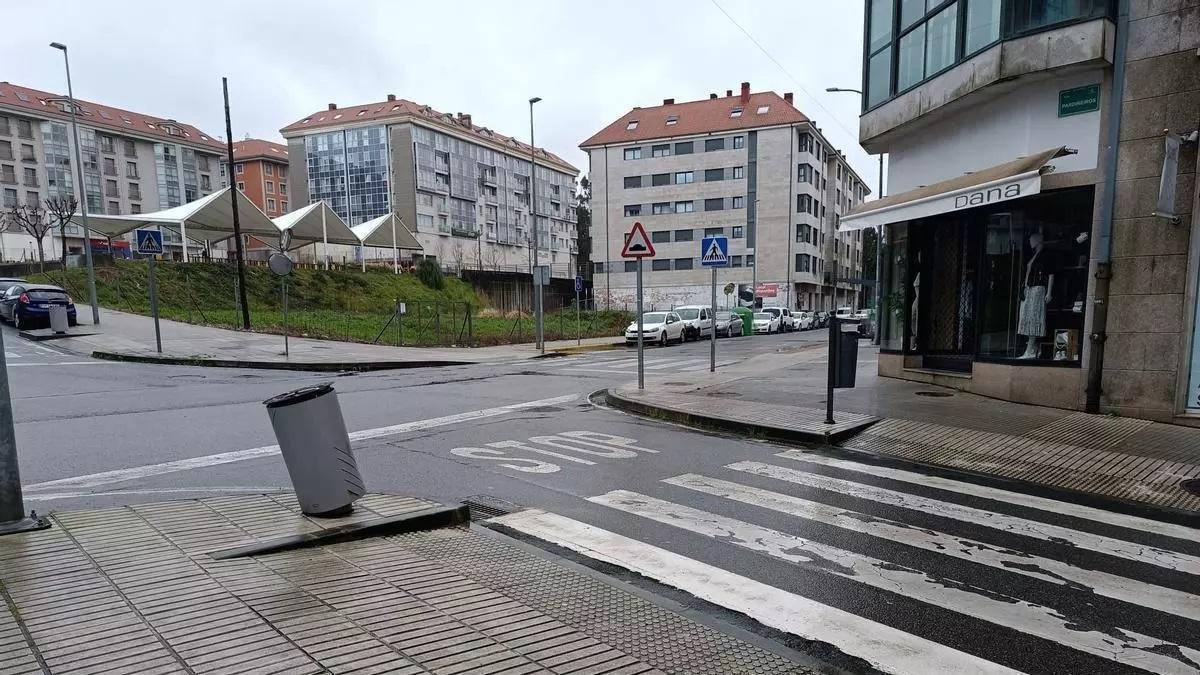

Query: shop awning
[839,147,1072,231]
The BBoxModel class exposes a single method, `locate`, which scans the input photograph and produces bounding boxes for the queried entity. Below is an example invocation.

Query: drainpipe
[1085,0,1129,414]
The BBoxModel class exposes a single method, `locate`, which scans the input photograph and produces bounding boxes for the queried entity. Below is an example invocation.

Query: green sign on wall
[1058,84,1100,117]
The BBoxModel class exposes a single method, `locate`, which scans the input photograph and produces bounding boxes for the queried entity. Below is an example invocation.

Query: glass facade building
[40,121,72,199]
[305,126,391,224]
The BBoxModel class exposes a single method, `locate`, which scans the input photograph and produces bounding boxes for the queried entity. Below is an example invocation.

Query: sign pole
[826,264,838,425]
[148,254,162,354]
[710,266,717,372]
[575,281,581,346]
[282,276,290,358]
[636,258,644,390]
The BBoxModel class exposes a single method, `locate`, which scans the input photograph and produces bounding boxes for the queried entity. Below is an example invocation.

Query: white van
[673,305,715,341]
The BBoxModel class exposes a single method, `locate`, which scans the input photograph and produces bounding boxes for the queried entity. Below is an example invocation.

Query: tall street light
[826,86,883,345]
[528,97,544,353]
[50,41,100,326]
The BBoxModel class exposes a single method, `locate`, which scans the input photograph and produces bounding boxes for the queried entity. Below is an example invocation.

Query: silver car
[714,311,743,338]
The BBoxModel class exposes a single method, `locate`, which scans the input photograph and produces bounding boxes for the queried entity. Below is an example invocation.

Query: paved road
[6,323,1199,674]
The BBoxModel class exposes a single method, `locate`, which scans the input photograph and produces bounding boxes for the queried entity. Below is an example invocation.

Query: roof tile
[580,90,807,148]
[232,138,288,162]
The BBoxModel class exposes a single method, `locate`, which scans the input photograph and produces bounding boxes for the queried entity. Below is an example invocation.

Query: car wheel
[13,313,23,331]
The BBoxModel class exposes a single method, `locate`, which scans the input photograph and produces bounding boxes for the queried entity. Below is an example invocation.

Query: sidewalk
[607,342,1200,515]
[0,493,809,675]
[37,310,619,371]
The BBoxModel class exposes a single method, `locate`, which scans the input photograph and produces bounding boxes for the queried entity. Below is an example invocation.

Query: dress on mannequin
[1017,233,1053,359]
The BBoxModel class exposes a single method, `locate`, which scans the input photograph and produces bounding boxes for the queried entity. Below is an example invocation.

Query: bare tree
[483,244,503,272]
[451,241,466,274]
[44,195,78,268]
[6,204,52,272]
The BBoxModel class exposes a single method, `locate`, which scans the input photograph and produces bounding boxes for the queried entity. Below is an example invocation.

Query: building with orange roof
[221,138,290,218]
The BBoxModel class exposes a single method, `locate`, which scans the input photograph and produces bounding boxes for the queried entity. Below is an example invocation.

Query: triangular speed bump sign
[620,221,655,258]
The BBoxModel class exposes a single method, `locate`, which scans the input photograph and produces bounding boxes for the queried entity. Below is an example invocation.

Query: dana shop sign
[1058,84,1100,117]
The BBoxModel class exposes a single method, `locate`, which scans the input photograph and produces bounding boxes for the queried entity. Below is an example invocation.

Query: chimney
[459,113,472,128]
[386,94,396,102]
[327,103,337,110]
[726,89,733,97]
[663,98,674,105]
[784,92,793,104]
[710,93,718,99]
[740,82,750,103]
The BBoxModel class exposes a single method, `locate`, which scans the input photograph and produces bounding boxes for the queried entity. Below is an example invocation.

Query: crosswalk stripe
[645,359,706,370]
[491,509,1018,675]
[732,460,1200,576]
[778,450,1200,543]
[667,473,1200,620]
[591,490,1200,674]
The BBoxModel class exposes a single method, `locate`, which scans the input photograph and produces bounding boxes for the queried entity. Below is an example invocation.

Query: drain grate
[915,390,953,398]
[1182,479,1200,498]
[462,494,523,520]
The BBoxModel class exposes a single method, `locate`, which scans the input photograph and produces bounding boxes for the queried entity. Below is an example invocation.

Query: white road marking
[592,490,1200,674]
[669,473,1200,620]
[8,361,101,367]
[4,351,20,358]
[493,509,1019,675]
[644,359,705,370]
[32,342,68,356]
[23,393,580,492]
[778,450,1200,543]
[734,460,1200,576]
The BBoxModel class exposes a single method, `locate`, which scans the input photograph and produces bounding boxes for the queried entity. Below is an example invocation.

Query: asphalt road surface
[6,324,1198,675]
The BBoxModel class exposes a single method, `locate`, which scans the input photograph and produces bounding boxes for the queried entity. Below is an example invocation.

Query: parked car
[0,278,27,296]
[761,307,796,332]
[795,311,814,330]
[835,306,854,320]
[815,311,830,328]
[714,311,743,338]
[0,284,77,330]
[624,311,684,346]
[674,306,715,341]
[853,309,873,337]
[751,311,781,334]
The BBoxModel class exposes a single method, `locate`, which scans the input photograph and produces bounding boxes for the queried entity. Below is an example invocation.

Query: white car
[624,311,684,346]
[714,311,743,338]
[751,311,781,334]
[673,305,715,341]
[795,311,814,330]
[835,306,854,320]
[761,307,796,332]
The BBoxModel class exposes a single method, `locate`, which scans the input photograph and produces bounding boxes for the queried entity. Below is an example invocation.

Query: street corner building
[279,96,581,280]
[845,0,1200,423]
[582,82,872,313]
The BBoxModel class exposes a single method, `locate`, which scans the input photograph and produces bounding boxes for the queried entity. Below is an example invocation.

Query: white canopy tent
[270,201,358,269]
[348,213,423,272]
[66,188,279,261]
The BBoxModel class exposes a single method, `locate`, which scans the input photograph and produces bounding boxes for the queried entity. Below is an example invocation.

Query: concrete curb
[208,503,470,559]
[548,342,625,355]
[90,350,474,372]
[605,387,872,444]
[18,329,100,341]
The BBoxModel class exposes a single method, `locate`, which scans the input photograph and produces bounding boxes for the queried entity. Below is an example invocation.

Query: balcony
[450,226,480,239]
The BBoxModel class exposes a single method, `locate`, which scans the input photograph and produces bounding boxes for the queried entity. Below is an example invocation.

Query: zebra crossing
[492,449,1200,674]
[539,352,733,374]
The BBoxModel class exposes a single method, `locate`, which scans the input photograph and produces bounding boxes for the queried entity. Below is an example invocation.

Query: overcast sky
[6,0,875,192]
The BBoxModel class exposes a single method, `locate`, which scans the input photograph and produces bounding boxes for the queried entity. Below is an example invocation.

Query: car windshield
[27,289,68,301]
[754,313,772,320]
[763,308,781,316]
[676,309,699,320]
[641,313,667,323]
[716,312,732,320]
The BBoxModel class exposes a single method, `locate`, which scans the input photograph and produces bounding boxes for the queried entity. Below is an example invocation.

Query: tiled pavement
[0,493,809,675]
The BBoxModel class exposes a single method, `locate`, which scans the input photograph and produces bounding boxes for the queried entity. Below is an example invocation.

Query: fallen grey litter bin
[835,322,859,389]
[264,383,364,517]
[48,305,69,334]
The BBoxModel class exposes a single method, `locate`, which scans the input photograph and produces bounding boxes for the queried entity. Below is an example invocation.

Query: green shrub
[415,259,444,290]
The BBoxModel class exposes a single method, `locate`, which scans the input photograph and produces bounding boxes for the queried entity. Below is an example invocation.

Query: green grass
[32,261,629,347]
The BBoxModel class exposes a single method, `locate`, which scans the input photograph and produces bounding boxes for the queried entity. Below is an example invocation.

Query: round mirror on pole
[268,252,294,277]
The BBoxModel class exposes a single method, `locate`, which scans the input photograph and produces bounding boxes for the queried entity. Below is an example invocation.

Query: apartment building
[280,96,580,275]
[0,81,224,260]
[223,138,290,217]
[582,82,869,311]
[845,1,1199,421]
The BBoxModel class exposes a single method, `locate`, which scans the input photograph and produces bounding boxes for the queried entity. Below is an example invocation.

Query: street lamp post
[826,87,884,345]
[528,97,544,353]
[50,41,100,326]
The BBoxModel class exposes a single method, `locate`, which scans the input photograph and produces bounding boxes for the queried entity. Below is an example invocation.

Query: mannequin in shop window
[1018,232,1054,359]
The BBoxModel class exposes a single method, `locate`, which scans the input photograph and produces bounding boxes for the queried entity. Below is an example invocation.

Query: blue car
[0,283,77,330]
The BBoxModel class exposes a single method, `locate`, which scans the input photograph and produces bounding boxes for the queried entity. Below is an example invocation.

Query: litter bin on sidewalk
[835,321,860,388]
[263,383,364,517]
[48,305,69,334]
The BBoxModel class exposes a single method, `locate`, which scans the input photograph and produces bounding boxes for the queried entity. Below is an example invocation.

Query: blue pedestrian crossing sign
[135,229,164,255]
[700,235,729,267]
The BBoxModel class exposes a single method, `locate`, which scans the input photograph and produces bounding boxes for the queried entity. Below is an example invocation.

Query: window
[925,4,958,76]
[17,119,32,139]
[898,23,926,91]
[666,115,678,126]
[652,202,671,215]
[264,163,274,176]
[198,156,210,172]
[965,0,1002,54]
[756,105,770,114]
[675,171,694,184]
[674,201,694,213]
[0,164,13,184]
[731,255,743,267]
[23,168,37,186]
[236,181,245,191]
[267,198,276,211]
[624,176,642,189]
[123,140,136,157]
[279,183,287,196]
[900,0,924,29]
[729,108,743,118]
[624,147,642,160]
[20,144,34,161]
[107,200,120,215]
[674,229,694,241]
[129,182,141,200]
[625,204,642,216]
[797,194,812,213]
[624,261,637,272]
[626,120,638,130]
[705,138,725,152]
[733,136,745,149]
[652,231,671,243]
[652,144,670,158]
[103,157,116,176]
[1,188,15,207]
[418,213,434,229]
[651,259,671,271]
[103,178,117,196]
[705,168,724,182]
[593,262,605,274]
[675,141,693,154]
[732,196,744,209]
[733,226,744,238]
[798,132,813,153]
[746,254,755,267]
[234,163,244,174]
[130,203,141,214]
[732,166,744,179]
[704,227,723,236]
[798,163,812,184]
[0,141,9,161]
[281,201,288,211]
[127,161,139,179]
[652,173,670,187]
[25,191,37,206]
[795,254,812,272]
[704,198,724,212]
[674,258,694,270]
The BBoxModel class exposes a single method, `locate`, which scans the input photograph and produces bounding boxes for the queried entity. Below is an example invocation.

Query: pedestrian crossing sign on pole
[700,235,729,267]
[135,229,164,256]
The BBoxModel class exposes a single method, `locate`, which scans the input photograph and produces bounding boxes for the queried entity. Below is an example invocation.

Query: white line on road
[8,361,102,367]
[24,393,580,493]
[492,509,1018,675]
[592,490,1200,674]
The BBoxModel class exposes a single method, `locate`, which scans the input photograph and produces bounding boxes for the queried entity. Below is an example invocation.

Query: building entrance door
[914,217,977,372]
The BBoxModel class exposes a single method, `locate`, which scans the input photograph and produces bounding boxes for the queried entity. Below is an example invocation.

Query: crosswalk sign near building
[135,229,164,255]
[700,235,729,267]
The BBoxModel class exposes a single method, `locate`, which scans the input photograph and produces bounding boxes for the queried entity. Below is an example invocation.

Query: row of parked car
[624,305,868,345]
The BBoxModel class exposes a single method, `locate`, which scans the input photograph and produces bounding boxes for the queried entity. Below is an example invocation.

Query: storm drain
[914,390,953,398]
[1183,479,1200,499]
[462,494,524,520]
